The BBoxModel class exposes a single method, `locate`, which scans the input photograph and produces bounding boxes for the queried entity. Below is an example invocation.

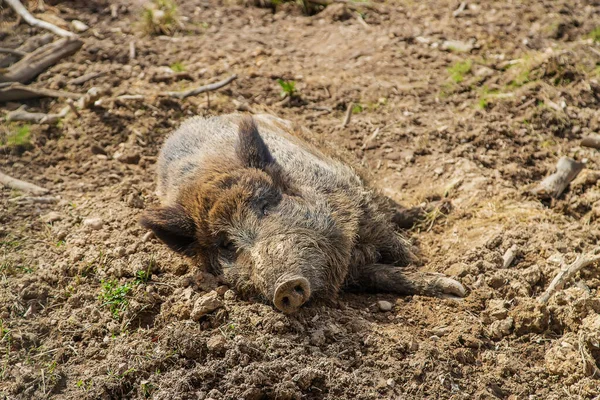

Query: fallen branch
[0,82,80,102]
[452,1,467,17]
[307,0,378,10]
[0,37,83,83]
[0,34,54,68]
[165,74,237,99]
[531,156,585,199]
[4,0,76,38]
[8,195,58,204]
[68,71,106,85]
[341,103,353,128]
[0,171,49,195]
[0,48,26,57]
[581,135,600,150]
[538,250,600,304]
[5,105,69,123]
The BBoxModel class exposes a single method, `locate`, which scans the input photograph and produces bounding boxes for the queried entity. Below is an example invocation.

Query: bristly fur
[142,113,465,310]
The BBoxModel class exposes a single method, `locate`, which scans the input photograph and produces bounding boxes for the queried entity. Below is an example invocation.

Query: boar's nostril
[273,277,311,314]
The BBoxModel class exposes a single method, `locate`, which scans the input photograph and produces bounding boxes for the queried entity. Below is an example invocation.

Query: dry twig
[68,71,106,85]
[0,82,80,102]
[0,37,83,83]
[4,0,76,38]
[165,74,238,99]
[0,48,26,57]
[0,171,49,195]
[531,156,584,199]
[341,103,353,128]
[0,34,53,68]
[6,105,69,123]
[538,250,600,304]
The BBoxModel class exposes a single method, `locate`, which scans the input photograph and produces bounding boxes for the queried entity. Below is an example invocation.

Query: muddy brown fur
[141,114,465,313]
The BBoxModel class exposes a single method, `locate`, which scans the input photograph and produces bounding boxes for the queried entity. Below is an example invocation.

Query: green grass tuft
[590,27,600,42]
[3,125,32,149]
[448,60,472,83]
[170,61,185,72]
[277,79,297,98]
[99,280,131,319]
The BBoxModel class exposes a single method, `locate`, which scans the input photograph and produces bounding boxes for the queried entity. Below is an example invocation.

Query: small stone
[522,265,542,286]
[191,291,223,321]
[113,246,126,257]
[70,19,89,32]
[441,39,474,52]
[215,285,229,296]
[223,290,236,301]
[114,150,141,165]
[489,317,514,339]
[83,217,103,230]
[206,335,227,354]
[445,262,473,278]
[126,242,139,255]
[90,144,107,155]
[126,193,144,209]
[142,231,154,243]
[377,300,393,312]
[310,329,326,346]
[386,378,395,388]
[41,211,62,223]
[55,230,68,241]
[434,167,444,175]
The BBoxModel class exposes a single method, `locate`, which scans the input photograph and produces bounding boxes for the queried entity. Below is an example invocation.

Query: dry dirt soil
[2,0,600,399]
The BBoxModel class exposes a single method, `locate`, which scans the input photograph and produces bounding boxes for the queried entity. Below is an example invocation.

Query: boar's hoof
[273,277,311,313]
[434,276,466,298]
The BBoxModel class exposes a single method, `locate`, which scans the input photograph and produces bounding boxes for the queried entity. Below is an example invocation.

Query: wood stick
[5,105,69,123]
[502,245,518,268]
[0,171,49,195]
[0,34,54,68]
[581,135,600,150]
[538,250,600,304]
[452,1,467,17]
[0,48,26,57]
[165,74,237,99]
[307,0,377,10]
[68,71,106,85]
[4,0,76,38]
[0,82,80,102]
[341,103,353,128]
[8,195,58,204]
[0,37,83,83]
[129,41,136,61]
[531,157,585,199]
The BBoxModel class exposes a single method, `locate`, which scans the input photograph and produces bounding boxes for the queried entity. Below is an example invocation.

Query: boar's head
[142,117,352,313]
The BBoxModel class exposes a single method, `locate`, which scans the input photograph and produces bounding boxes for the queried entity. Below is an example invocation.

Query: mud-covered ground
[2,0,600,398]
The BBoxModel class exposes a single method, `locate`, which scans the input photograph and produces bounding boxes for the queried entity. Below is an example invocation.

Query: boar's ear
[235,116,274,170]
[140,205,197,255]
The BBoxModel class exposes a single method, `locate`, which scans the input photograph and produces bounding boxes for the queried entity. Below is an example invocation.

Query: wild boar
[141,114,465,313]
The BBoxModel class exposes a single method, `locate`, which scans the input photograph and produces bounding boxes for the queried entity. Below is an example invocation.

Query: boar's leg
[346,264,465,298]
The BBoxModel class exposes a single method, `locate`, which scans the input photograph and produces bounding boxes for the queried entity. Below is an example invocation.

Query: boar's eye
[261,203,271,216]
[219,238,237,253]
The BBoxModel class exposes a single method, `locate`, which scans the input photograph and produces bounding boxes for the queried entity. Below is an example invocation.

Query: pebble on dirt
[191,291,224,321]
[377,300,393,312]
[83,217,103,230]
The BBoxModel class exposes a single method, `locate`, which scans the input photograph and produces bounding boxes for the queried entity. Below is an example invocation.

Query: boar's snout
[273,276,311,314]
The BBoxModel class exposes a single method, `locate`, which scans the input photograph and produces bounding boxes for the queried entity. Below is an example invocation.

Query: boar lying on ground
[141,114,465,313]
